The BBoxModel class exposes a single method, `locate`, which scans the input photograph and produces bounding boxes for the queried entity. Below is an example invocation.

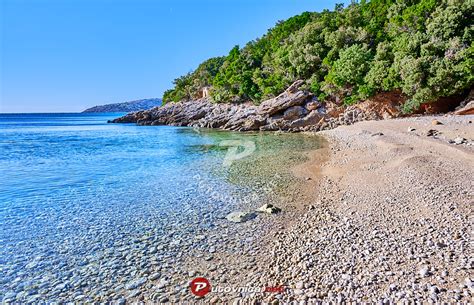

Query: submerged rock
[226,211,257,223]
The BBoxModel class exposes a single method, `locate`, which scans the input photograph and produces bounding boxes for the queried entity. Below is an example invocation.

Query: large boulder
[283,106,308,121]
[259,118,289,131]
[222,106,261,130]
[239,115,267,131]
[258,81,310,116]
[288,110,327,129]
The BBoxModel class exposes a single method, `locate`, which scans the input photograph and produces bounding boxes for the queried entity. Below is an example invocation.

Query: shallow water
[0,113,323,302]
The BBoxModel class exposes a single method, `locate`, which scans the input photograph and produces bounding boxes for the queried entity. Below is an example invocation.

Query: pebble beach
[207,114,474,304]
[1,114,472,303]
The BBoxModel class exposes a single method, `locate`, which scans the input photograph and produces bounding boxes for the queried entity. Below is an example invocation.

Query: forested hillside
[163,0,473,112]
[83,98,162,113]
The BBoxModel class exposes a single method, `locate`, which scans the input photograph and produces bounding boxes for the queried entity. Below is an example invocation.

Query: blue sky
[1,0,348,113]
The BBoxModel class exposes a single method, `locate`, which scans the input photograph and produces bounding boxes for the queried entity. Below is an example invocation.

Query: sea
[0,113,323,302]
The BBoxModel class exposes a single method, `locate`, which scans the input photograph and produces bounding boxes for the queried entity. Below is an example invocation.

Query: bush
[162,0,473,112]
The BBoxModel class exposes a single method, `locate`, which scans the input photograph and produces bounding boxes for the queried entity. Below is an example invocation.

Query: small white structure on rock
[202,86,210,98]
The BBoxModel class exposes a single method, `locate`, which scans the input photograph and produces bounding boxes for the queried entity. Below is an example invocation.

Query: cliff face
[83,98,162,113]
[111,81,406,132]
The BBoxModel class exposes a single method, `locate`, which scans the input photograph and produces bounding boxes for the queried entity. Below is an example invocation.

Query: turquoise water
[0,113,322,302]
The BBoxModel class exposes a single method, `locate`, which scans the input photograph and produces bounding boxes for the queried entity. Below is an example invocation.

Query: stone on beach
[453,137,467,145]
[256,204,281,214]
[419,267,430,278]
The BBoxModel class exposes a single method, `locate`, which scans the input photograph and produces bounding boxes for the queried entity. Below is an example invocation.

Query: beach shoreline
[188,114,473,303]
[3,114,471,303]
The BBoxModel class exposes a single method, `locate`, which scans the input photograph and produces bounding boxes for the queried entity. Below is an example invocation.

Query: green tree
[162,0,473,112]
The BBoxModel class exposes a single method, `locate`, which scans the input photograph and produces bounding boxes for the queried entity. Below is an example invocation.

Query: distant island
[82,98,162,113]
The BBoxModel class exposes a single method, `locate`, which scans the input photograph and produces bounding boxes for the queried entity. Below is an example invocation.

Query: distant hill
[82,98,162,113]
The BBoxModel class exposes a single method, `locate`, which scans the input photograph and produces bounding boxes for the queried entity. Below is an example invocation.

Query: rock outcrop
[110,81,405,132]
[454,101,474,115]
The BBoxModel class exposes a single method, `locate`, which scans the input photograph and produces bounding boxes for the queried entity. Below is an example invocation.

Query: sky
[0,0,348,113]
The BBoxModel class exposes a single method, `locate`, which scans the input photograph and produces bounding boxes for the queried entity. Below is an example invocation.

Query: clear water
[0,113,322,302]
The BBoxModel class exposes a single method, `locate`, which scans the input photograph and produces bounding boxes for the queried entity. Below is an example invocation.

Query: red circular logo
[190,277,211,297]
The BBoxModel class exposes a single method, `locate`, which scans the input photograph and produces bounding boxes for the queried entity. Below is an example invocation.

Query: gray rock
[465,278,473,289]
[149,272,160,281]
[429,285,439,294]
[157,278,169,289]
[305,98,320,111]
[288,110,326,129]
[256,204,281,214]
[453,137,466,145]
[283,106,308,120]
[2,291,16,302]
[419,267,430,277]
[226,211,257,223]
[258,91,309,116]
[54,283,69,291]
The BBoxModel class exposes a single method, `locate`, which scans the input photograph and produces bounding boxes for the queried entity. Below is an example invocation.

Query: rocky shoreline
[103,114,473,304]
[111,112,474,304]
[111,80,473,133]
[110,81,415,132]
[187,114,474,303]
[106,85,474,303]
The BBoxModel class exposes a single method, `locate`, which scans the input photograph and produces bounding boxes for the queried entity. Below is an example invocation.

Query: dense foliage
[163,0,473,112]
